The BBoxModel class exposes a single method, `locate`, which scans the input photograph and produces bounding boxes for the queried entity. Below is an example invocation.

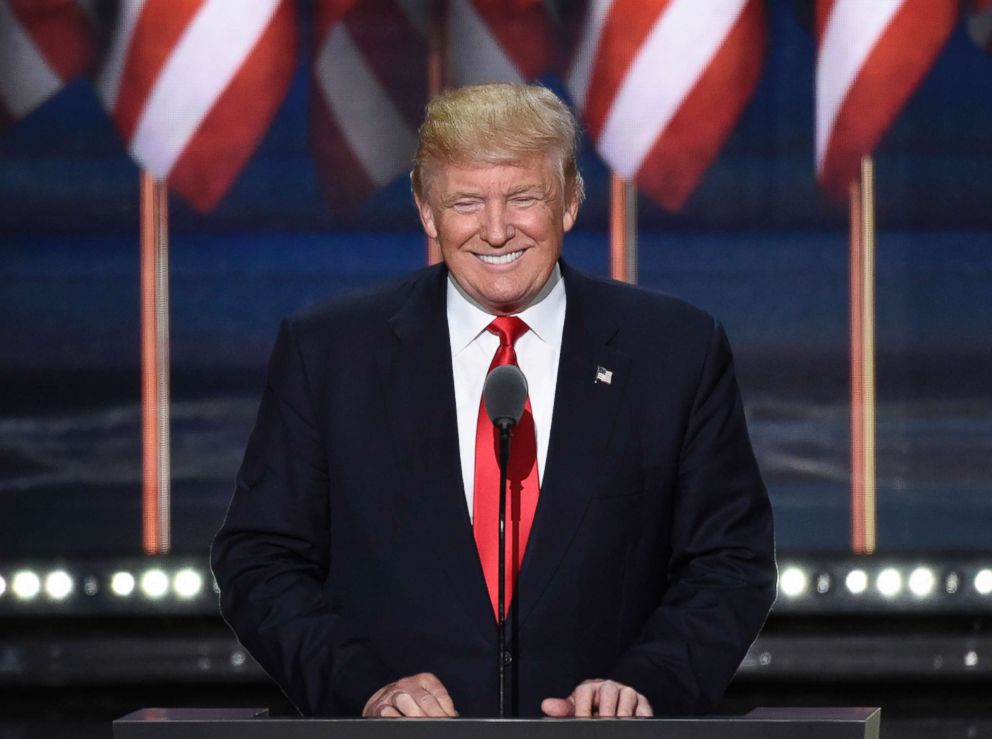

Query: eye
[452,200,481,213]
[510,195,538,207]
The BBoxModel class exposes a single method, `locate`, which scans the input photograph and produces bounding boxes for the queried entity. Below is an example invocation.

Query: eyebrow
[441,184,547,206]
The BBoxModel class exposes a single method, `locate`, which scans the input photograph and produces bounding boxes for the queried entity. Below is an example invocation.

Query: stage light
[173,568,203,599]
[908,567,935,598]
[845,569,868,595]
[965,651,979,668]
[44,570,73,600]
[945,572,960,595]
[877,568,902,597]
[779,567,807,598]
[815,573,832,594]
[12,571,41,600]
[110,572,136,597]
[83,576,99,596]
[0,575,6,598]
[975,569,992,596]
[140,569,169,599]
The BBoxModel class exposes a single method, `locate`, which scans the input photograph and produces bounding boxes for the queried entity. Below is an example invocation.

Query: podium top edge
[115,707,881,724]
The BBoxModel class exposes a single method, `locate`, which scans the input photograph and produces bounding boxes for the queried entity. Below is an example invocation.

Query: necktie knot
[487,316,529,348]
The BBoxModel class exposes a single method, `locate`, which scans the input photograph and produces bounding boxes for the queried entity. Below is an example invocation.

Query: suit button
[503,651,512,665]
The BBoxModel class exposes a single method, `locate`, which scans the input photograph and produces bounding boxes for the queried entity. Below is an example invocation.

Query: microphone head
[483,365,528,427]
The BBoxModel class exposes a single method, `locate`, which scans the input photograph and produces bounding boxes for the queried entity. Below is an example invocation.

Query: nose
[480,201,515,247]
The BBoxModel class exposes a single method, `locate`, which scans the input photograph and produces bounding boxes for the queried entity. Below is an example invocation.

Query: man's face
[416,155,578,315]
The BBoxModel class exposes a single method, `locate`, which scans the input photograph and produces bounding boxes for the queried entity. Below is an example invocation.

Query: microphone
[482,363,528,718]
[483,364,528,431]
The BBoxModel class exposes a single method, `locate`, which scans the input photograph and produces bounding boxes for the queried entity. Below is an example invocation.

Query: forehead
[430,155,556,195]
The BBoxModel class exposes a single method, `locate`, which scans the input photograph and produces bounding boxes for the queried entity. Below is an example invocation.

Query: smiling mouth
[476,250,524,265]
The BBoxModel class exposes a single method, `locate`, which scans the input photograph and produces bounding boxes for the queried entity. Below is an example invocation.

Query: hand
[362,672,459,718]
[542,678,653,718]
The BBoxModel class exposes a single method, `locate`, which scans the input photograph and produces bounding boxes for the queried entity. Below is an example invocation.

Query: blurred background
[1,0,990,737]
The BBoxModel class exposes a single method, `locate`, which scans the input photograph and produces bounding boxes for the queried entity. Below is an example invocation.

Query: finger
[597,681,620,717]
[616,686,638,717]
[410,672,458,716]
[635,695,654,717]
[434,689,459,717]
[393,691,427,717]
[363,686,390,717]
[541,697,575,717]
[409,687,451,717]
[378,705,403,718]
[415,673,458,717]
[573,682,597,717]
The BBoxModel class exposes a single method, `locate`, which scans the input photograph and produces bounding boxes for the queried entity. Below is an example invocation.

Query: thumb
[541,697,575,717]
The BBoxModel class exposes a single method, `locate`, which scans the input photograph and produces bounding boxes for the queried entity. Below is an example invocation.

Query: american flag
[311,0,427,213]
[815,0,957,198]
[97,0,296,212]
[568,0,766,212]
[311,0,555,212]
[448,0,554,85]
[0,0,95,129]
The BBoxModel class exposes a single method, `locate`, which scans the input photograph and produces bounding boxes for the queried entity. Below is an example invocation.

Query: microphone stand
[496,419,512,719]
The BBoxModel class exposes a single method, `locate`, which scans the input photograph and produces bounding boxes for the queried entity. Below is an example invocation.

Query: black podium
[114,707,880,738]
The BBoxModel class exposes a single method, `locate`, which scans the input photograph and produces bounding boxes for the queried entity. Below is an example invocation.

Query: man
[211,83,776,719]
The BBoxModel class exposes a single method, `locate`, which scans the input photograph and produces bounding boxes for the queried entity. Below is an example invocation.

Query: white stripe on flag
[598,0,747,178]
[566,0,612,110]
[316,25,417,187]
[130,0,281,178]
[0,0,62,118]
[815,0,904,172]
[97,0,146,111]
[449,0,523,85]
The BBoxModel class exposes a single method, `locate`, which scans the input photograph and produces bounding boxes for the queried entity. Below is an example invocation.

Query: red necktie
[473,316,540,619]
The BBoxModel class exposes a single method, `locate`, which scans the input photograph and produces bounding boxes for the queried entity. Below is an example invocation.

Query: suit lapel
[376,267,496,644]
[514,264,631,629]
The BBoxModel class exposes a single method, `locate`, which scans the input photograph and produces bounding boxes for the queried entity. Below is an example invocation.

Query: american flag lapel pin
[595,366,613,385]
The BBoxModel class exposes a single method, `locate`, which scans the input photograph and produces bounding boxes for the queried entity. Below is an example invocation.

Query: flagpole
[849,156,876,554]
[139,172,171,555]
[426,0,447,266]
[609,173,637,284]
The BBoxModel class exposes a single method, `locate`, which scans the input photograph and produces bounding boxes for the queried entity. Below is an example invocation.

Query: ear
[415,194,439,240]
[562,192,579,233]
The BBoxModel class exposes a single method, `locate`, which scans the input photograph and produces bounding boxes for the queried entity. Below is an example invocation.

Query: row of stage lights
[2,561,992,611]
[778,564,992,600]
[0,567,211,603]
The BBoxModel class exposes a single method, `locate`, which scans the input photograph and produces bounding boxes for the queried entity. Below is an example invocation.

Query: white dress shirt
[447,265,566,521]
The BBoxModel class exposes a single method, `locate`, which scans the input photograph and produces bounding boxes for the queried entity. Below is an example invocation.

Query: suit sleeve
[608,319,777,714]
[210,319,394,716]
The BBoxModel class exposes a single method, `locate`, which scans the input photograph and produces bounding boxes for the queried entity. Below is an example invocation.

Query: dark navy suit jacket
[211,260,776,717]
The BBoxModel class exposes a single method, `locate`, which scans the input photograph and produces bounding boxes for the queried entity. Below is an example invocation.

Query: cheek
[437,218,478,248]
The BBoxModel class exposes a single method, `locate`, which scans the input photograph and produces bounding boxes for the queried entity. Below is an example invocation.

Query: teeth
[477,250,523,265]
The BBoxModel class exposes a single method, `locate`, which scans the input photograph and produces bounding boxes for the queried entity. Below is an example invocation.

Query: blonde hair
[412,83,584,206]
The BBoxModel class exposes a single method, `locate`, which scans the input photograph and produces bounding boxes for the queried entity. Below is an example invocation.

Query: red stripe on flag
[635,0,765,211]
[814,0,834,47]
[113,0,205,141]
[344,0,426,128]
[470,0,553,80]
[583,0,671,140]
[311,84,379,212]
[818,0,956,198]
[9,0,93,80]
[167,0,296,211]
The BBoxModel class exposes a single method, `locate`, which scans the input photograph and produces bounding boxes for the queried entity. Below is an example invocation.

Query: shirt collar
[446,263,566,356]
